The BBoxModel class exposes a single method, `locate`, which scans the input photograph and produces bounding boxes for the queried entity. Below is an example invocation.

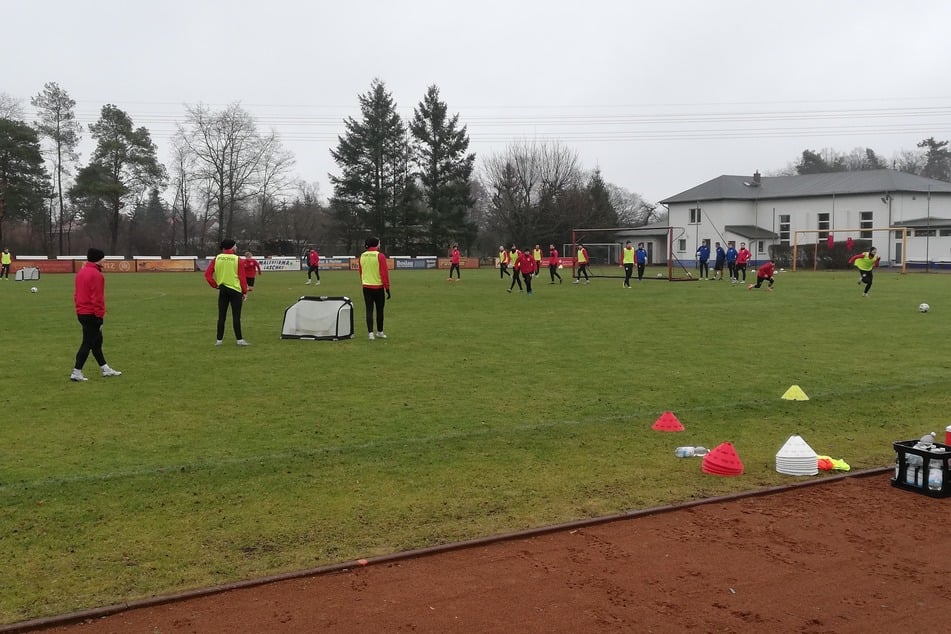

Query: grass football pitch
[1,266,947,623]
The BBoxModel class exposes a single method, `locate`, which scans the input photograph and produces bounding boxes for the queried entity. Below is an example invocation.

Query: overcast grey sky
[4,0,951,204]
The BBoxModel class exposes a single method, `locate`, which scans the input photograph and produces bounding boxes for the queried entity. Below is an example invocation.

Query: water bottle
[675,446,708,458]
[928,459,944,491]
[945,425,951,446]
[906,454,923,486]
[894,452,900,480]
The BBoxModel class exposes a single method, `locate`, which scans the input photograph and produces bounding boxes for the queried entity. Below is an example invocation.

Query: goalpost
[791,227,907,273]
[568,227,697,281]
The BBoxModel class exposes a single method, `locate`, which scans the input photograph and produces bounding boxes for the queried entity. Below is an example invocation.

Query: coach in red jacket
[71,248,122,382]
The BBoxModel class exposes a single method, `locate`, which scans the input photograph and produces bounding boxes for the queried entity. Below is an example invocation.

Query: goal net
[281,296,354,340]
[791,227,907,272]
[568,227,697,281]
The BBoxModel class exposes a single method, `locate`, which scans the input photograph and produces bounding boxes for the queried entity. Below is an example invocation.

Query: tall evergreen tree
[409,85,476,252]
[70,105,166,253]
[0,118,51,245]
[32,82,82,255]
[330,79,409,248]
[917,137,951,182]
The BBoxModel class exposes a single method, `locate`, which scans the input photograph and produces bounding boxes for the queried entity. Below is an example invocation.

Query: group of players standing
[496,240,655,294]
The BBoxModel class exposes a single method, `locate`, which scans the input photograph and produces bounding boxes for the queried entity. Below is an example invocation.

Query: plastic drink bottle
[928,459,944,491]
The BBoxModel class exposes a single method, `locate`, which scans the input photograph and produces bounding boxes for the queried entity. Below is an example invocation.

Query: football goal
[568,226,697,281]
[791,227,907,273]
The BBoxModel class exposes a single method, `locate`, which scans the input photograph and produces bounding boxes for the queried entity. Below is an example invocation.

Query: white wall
[669,192,951,265]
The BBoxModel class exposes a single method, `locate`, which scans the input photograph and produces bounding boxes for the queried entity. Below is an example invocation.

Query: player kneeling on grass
[747,258,776,292]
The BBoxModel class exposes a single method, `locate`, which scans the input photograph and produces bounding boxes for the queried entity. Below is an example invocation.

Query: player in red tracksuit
[748,259,775,292]
[243,252,262,291]
[71,248,122,381]
[735,242,752,282]
[548,244,562,284]
[306,248,320,285]
[515,249,535,296]
[448,245,461,280]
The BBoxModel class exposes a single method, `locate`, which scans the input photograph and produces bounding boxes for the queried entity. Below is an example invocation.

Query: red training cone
[701,442,744,476]
[651,411,685,432]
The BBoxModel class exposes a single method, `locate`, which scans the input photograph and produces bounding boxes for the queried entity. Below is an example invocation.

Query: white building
[659,169,951,267]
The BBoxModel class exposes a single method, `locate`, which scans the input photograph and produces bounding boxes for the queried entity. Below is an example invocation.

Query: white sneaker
[215,340,223,347]
[236,339,251,346]
[585,279,590,284]
[573,279,580,284]
[315,280,321,286]
[101,365,122,377]
[376,331,387,339]
[305,280,311,285]
[368,332,375,341]
[70,370,87,382]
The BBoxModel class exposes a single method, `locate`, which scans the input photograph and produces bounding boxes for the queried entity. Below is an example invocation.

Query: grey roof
[660,169,951,204]
[893,217,951,228]
[724,225,779,239]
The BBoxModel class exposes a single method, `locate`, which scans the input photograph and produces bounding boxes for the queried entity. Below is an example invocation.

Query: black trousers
[753,275,774,288]
[217,286,244,340]
[75,314,106,369]
[637,263,645,280]
[0,263,9,278]
[308,265,320,281]
[698,260,709,278]
[576,264,589,280]
[549,264,561,282]
[500,264,510,278]
[363,287,386,332]
[860,270,873,293]
[449,263,460,278]
[623,263,634,286]
[736,263,747,281]
[727,262,737,279]
[509,270,522,291]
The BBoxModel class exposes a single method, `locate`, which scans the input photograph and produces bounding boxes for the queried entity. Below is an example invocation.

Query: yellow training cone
[781,385,809,400]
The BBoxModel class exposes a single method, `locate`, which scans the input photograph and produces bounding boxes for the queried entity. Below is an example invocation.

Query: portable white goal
[281,296,354,340]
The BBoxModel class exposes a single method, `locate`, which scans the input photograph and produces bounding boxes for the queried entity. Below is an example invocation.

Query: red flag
[846,237,854,252]
[827,233,834,249]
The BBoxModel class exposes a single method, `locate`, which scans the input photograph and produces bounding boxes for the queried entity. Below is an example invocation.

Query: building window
[779,214,790,245]
[689,208,701,224]
[758,240,765,254]
[817,212,830,239]
[678,239,686,252]
[940,229,951,237]
[860,211,873,239]
[915,229,937,237]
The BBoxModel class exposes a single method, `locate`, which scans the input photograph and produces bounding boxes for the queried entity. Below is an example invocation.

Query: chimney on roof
[753,170,761,185]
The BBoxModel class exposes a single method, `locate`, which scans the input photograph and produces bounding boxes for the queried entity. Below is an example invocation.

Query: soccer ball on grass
[919,303,930,313]
[30,287,38,293]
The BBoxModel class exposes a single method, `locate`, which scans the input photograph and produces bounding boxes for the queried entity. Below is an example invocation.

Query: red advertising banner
[96,259,136,273]
[136,259,196,272]
[437,257,480,269]
[10,259,75,274]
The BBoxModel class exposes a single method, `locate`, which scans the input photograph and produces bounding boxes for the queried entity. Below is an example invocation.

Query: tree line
[3,81,949,258]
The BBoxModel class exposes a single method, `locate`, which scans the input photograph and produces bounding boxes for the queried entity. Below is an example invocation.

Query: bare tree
[255,131,295,239]
[177,103,268,242]
[0,92,25,120]
[480,140,583,246]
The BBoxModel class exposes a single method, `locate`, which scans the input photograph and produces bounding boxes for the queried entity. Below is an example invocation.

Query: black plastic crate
[891,440,951,498]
